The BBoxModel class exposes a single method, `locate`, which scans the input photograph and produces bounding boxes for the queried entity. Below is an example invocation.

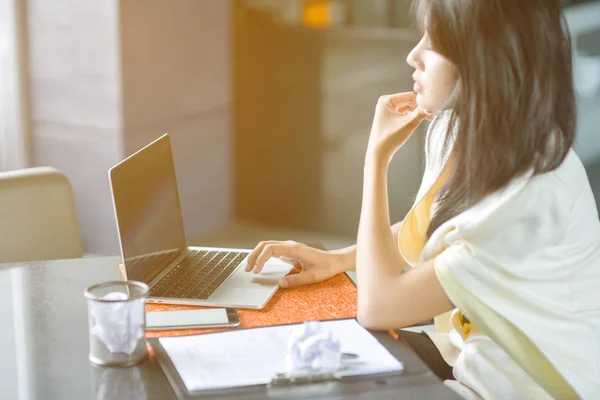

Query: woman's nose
[406,46,421,70]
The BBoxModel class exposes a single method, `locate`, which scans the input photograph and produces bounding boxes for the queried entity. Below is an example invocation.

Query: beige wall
[120,0,232,243]
[27,0,123,254]
[0,0,31,171]
[24,0,424,254]
[27,0,231,255]
[318,32,424,235]
[234,15,424,237]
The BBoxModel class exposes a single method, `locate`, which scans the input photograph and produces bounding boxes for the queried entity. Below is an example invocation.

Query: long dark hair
[413,0,577,238]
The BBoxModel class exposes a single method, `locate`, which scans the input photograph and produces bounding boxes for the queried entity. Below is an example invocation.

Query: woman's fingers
[403,106,429,131]
[279,256,300,267]
[279,270,319,288]
[246,240,277,272]
[423,109,437,121]
[248,241,302,274]
[246,241,336,288]
[393,104,413,114]
[386,91,417,112]
[253,244,279,274]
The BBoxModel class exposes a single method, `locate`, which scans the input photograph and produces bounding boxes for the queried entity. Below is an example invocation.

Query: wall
[318,31,425,235]
[26,0,232,255]
[120,0,232,243]
[27,0,124,254]
[0,0,31,172]
[565,2,600,165]
[234,10,425,237]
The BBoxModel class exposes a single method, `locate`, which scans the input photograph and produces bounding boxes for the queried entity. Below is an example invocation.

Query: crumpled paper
[90,292,145,355]
[285,321,342,377]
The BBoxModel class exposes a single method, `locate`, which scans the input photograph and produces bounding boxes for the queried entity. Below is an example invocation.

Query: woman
[246,0,600,398]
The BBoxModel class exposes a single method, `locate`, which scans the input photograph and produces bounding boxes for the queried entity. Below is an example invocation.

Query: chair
[0,167,83,263]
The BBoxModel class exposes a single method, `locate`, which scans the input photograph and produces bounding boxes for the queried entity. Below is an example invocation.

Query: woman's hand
[245,241,349,288]
[367,91,430,163]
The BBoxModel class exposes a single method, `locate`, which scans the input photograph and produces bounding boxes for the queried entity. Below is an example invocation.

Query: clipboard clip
[269,371,341,387]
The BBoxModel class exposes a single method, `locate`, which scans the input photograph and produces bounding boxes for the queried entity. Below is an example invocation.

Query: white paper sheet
[158,319,404,392]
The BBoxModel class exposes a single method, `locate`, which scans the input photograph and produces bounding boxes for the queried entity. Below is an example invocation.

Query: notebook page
[158,319,403,392]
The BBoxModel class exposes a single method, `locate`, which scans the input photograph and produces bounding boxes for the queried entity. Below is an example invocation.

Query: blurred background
[0,0,599,257]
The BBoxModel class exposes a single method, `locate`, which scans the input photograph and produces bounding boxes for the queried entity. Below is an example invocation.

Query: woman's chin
[415,95,440,120]
[415,93,429,109]
[416,95,440,114]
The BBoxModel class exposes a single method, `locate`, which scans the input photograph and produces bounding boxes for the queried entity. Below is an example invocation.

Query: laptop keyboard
[149,250,247,300]
[127,251,181,283]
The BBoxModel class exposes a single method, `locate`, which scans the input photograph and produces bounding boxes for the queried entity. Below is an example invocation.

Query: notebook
[153,319,404,394]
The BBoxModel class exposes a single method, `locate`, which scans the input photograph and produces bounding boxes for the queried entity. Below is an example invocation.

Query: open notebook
[156,319,404,393]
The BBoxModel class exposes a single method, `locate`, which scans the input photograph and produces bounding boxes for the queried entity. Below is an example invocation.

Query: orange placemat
[119,265,357,338]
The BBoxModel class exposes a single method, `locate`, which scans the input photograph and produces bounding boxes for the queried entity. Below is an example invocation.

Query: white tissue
[90,292,145,355]
[285,321,342,377]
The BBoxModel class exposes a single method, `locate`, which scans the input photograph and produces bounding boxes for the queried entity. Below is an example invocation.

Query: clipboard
[148,318,413,400]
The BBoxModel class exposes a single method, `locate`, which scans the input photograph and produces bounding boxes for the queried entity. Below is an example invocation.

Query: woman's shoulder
[545,149,591,194]
[523,149,594,216]
[442,149,599,254]
[428,149,590,241]
[422,149,600,272]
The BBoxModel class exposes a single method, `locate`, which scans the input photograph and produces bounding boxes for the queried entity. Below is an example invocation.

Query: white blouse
[399,114,600,399]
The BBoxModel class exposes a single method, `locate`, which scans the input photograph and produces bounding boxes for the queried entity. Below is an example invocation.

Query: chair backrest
[0,167,83,262]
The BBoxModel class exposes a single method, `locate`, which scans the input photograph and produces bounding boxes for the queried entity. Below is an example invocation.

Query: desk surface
[0,257,460,400]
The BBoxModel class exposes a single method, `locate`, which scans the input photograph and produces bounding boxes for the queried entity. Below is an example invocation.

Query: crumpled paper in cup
[90,292,145,355]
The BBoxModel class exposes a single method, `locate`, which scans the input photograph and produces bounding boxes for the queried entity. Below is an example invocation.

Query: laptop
[108,133,293,309]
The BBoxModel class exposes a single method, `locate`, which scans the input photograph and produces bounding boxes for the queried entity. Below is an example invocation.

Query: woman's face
[407,32,458,113]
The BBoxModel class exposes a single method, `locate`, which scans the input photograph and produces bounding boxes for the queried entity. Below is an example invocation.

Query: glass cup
[84,281,149,367]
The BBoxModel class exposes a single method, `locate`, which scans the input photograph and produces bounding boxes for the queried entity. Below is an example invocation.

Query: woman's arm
[356,156,454,330]
[328,219,406,273]
[356,93,454,331]
[244,219,407,288]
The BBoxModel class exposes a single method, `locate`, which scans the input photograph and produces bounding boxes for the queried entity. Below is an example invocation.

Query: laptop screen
[109,134,187,283]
